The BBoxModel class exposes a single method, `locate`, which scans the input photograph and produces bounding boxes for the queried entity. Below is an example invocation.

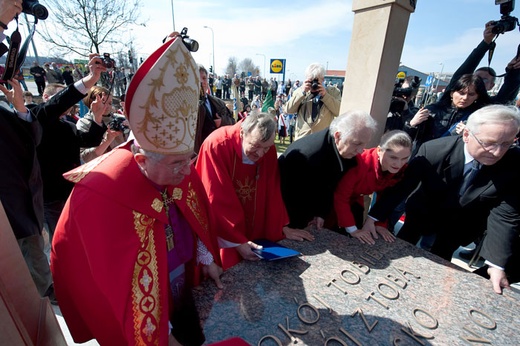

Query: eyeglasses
[469,131,516,151]
[151,154,198,174]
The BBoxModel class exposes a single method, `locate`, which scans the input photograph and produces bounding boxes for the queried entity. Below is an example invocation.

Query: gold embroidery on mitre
[65,149,116,183]
[136,42,199,154]
[151,198,163,213]
[131,211,161,345]
[235,176,256,205]
[186,182,209,233]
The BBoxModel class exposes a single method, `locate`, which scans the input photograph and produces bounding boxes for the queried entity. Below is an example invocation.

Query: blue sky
[19,0,520,82]
[130,0,519,81]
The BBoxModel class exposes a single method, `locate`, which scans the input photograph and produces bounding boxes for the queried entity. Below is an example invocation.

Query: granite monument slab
[193,229,520,345]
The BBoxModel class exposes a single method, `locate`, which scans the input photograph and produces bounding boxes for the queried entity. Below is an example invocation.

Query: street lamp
[430,62,444,104]
[204,26,215,75]
[256,53,266,77]
[170,0,176,31]
[434,62,444,90]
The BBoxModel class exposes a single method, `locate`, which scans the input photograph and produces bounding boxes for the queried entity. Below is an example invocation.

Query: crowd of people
[1,3,520,345]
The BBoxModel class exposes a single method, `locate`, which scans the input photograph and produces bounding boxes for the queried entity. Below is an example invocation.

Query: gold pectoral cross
[161,189,175,251]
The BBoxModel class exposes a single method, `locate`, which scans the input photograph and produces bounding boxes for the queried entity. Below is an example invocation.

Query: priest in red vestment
[195,112,314,270]
[51,32,222,346]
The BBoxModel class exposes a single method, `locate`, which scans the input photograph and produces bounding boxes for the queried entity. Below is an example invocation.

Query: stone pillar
[340,0,416,147]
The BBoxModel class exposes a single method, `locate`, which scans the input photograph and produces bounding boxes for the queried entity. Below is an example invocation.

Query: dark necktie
[204,98,213,117]
[311,95,320,122]
[459,160,481,195]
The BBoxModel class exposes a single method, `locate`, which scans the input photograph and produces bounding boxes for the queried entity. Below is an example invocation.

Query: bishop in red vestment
[195,113,314,270]
[51,32,222,346]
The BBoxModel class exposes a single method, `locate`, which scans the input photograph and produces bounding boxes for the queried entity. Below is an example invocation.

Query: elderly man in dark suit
[195,64,235,153]
[278,110,378,231]
[364,104,520,295]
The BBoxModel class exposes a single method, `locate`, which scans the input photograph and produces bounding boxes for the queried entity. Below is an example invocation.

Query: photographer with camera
[284,63,341,141]
[76,85,129,162]
[385,75,421,132]
[1,0,107,301]
[440,19,520,106]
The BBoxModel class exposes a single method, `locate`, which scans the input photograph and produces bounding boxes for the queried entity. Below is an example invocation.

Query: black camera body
[22,0,48,20]
[393,87,413,98]
[108,115,129,133]
[311,78,320,91]
[101,53,115,69]
[180,27,199,52]
[392,75,421,98]
[492,0,519,34]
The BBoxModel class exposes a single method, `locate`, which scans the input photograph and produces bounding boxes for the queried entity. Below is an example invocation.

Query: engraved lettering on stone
[258,335,283,346]
[468,309,497,330]
[365,291,389,309]
[324,337,348,346]
[327,279,348,295]
[365,248,383,260]
[339,327,363,346]
[460,326,492,344]
[385,274,407,289]
[340,269,360,285]
[412,308,438,329]
[377,282,399,300]
[351,308,378,333]
[312,294,333,313]
[401,322,434,345]
[401,327,425,345]
[351,261,370,274]
[297,303,320,324]
[395,267,421,280]
[359,254,376,266]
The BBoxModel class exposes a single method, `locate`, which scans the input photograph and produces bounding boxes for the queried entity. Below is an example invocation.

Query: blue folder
[251,239,301,261]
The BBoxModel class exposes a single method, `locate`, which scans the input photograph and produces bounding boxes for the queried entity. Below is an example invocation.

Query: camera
[96,53,115,69]
[491,0,519,34]
[108,114,129,133]
[180,27,199,52]
[393,87,413,98]
[22,0,48,20]
[311,78,320,91]
[392,75,421,98]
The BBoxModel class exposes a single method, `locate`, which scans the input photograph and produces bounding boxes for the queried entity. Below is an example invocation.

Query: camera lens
[311,78,319,90]
[183,38,199,52]
[22,1,49,20]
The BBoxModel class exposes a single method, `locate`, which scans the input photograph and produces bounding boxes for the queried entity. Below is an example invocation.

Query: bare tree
[38,0,142,57]
[225,57,238,76]
[238,58,260,77]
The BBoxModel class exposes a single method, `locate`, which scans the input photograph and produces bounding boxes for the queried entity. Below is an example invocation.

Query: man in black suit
[195,65,235,153]
[0,5,107,298]
[364,105,520,294]
[278,110,378,232]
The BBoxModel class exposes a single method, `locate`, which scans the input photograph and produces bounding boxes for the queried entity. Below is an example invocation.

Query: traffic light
[128,50,133,64]
[209,66,213,73]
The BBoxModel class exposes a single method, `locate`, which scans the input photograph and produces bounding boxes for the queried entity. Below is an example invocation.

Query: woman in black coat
[404,74,490,156]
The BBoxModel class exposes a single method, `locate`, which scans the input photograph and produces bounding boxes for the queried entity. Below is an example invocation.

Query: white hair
[329,110,378,143]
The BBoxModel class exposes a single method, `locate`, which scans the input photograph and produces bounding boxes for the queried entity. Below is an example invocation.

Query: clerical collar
[241,150,255,165]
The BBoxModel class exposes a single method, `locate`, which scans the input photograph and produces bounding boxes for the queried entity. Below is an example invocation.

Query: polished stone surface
[193,229,520,345]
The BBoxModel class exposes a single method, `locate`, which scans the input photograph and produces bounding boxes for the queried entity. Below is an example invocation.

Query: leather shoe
[458,248,476,261]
